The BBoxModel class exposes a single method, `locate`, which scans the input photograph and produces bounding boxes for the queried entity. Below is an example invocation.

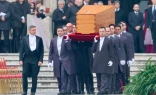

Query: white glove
[21,16,25,20]
[120,60,125,65]
[94,36,98,43]
[108,61,113,67]
[0,12,6,16]
[132,58,134,63]
[48,61,53,67]
[127,60,132,67]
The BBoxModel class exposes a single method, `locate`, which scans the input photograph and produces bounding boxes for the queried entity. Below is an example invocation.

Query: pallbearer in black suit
[20,25,44,95]
[48,27,72,95]
[128,4,145,53]
[120,22,135,84]
[146,0,156,52]
[92,27,114,94]
[114,25,131,94]
[108,24,125,94]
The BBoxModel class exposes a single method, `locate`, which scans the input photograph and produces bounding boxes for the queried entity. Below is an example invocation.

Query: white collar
[29,34,35,37]
[84,1,88,5]
[117,34,120,37]
[134,11,139,13]
[123,30,126,33]
[58,36,63,39]
[111,34,115,38]
[100,37,105,40]
[59,8,63,11]
[115,8,120,11]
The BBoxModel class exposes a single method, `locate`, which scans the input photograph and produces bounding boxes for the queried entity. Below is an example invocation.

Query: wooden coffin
[76,5,115,34]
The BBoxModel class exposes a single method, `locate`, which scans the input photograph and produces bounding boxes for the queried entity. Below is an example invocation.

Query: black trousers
[151,22,156,53]
[125,64,130,84]
[57,61,69,93]
[96,73,112,93]
[76,73,94,93]
[67,75,77,93]
[133,30,145,53]
[22,63,40,93]
[0,30,10,53]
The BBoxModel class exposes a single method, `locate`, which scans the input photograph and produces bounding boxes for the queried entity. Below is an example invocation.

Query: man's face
[57,28,64,37]
[106,28,111,36]
[36,3,41,8]
[59,2,65,9]
[19,0,24,2]
[133,4,140,11]
[110,26,115,34]
[108,1,112,5]
[99,28,106,37]
[121,22,127,30]
[115,27,121,34]
[63,27,68,35]
[29,27,36,35]
[152,0,156,5]
[114,3,120,9]
[66,23,73,33]
[84,0,90,3]
[75,0,83,6]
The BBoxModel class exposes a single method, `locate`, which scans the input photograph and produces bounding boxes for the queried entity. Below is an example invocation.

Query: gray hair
[28,25,36,31]
[114,0,120,4]
[98,1,103,4]
[58,0,65,4]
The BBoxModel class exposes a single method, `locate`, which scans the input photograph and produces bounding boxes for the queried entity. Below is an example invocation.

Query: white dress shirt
[117,34,121,38]
[134,11,139,15]
[152,5,156,13]
[57,36,63,57]
[115,8,120,12]
[123,30,126,33]
[111,34,115,38]
[99,37,105,51]
[29,34,36,51]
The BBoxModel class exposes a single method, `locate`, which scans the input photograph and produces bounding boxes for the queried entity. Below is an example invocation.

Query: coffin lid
[77,5,114,15]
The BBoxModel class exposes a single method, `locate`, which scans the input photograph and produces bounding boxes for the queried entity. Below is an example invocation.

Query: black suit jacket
[146,7,154,29]
[128,11,144,34]
[92,37,114,74]
[48,37,72,77]
[115,9,125,24]
[122,32,134,59]
[110,36,121,73]
[52,8,67,35]
[66,5,82,24]
[19,35,44,64]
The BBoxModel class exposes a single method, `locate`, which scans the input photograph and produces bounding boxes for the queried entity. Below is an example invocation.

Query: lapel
[54,37,59,55]
[36,36,39,50]
[60,39,64,55]
[25,35,31,50]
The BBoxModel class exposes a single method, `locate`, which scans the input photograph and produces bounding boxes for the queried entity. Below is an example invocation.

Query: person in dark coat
[120,21,134,84]
[0,0,11,53]
[52,0,67,36]
[128,4,145,53]
[11,0,30,53]
[114,25,131,94]
[48,26,72,95]
[19,25,44,95]
[64,0,75,12]
[146,0,156,52]
[66,0,83,24]
[114,1,125,24]
[92,26,114,94]
[108,24,125,94]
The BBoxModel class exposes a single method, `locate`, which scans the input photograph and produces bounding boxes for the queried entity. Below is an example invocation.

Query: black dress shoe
[21,92,27,95]
[87,91,95,94]
[30,92,35,95]
[57,92,66,95]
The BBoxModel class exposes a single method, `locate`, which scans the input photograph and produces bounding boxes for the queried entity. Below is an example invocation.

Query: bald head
[75,0,83,6]
[66,23,73,33]
[133,4,140,12]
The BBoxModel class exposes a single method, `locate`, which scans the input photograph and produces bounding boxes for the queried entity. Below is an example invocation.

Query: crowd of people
[0,0,45,53]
